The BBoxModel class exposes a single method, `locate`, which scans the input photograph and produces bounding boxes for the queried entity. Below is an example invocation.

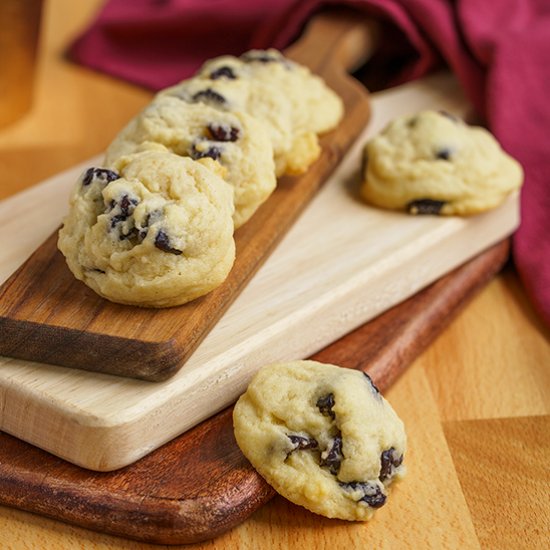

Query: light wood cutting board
[0,72,519,472]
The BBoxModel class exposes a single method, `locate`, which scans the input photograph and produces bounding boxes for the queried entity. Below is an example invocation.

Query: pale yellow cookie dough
[361,110,523,215]
[158,74,298,176]
[58,150,235,307]
[198,49,344,175]
[233,360,406,521]
[105,95,276,228]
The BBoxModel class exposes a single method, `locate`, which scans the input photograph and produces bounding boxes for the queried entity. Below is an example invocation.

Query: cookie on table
[58,150,235,308]
[157,74,298,177]
[197,49,344,175]
[360,110,523,216]
[105,95,276,228]
[233,360,406,521]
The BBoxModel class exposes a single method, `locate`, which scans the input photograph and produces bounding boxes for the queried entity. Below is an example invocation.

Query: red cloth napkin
[70,0,550,328]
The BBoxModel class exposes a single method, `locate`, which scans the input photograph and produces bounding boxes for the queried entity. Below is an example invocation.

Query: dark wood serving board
[0,12,377,381]
[0,240,510,545]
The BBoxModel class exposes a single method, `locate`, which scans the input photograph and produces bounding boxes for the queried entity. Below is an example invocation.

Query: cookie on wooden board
[197,49,344,175]
[105,96,276,228]
[361,110,523,215]
[233,360,406,521]
[58,150,235,307]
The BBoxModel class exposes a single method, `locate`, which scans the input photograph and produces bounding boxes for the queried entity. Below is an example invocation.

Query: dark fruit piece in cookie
[241,51,280,63]
[363,372,381,397]
[119,194,138,217]
[379,447,404,482]
[191,88,227,105]
[82,167,119,187]
[320,434,343,475]
[209,66,237,80]
[340,481,387,508]
[190,142,223,161]
[287,434,319,453]
[435,148,452,160]
[316,393,336,419]
[118,226,141,243]
[139,209,162,238]
[110,194,139,229]
[154,230,183,255]
[407,199,446,215]
[207,123,240,142]
[122,208,163,244]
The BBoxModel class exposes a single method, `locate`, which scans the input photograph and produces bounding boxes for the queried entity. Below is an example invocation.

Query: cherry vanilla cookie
[58,150,235,307]
[157,73,297,177]
[361,110,523,215]
[104,95,276,228]
[233,360,406,521]
[196,49,344,175]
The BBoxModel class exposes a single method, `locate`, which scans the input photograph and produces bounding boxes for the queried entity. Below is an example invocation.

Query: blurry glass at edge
[0,0,43,128]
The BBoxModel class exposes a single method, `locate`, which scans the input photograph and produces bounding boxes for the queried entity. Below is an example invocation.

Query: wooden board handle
[286,9,379,73]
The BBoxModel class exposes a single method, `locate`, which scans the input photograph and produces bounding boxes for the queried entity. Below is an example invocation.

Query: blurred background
[0,0,152,201]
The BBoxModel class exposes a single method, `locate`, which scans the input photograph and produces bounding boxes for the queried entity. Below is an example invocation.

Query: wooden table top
[1,1,548,548]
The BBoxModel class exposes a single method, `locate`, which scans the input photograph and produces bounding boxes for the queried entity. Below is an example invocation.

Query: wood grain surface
[0,11,375,382]
[0,72,519,472]
[1,2,548,548]
[0,241,510,545]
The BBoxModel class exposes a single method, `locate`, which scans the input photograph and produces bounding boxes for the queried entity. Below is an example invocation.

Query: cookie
[104,95,276,228]
[243,49,343,138]
[58,150,235,307]
[360,110,524,215]
[215,49,344,135]
[157,74,298,177]
[233,360,406,521]
[198,49,344,175]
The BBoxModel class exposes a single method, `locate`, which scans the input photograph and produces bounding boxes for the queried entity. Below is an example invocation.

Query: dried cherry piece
[207,122,240,142]
[241,51,280,64]
[190,143,223,161]
[406,199,446,215]
[154,230,183,255]
[82,167,119,187]
[435,148,452,160]
[287,434,319,452]
[320,434,343,475]
[339,481,387,508]
[110,194,138,229]
[316,393,335,419]
[379,447,404,482]
[209,66,236,80]
[191,88,227,105]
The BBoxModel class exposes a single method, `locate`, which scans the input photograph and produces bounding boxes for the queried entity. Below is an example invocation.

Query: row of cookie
[106,48,343,228]
[58,50,343,307]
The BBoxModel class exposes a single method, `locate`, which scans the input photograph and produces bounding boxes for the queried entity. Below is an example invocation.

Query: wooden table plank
[444,415,550,549]
[424,268,550,422]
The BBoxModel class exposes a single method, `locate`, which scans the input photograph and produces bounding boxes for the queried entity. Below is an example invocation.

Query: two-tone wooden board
[0,11,520,544]
[0,69,519,473]
[0,238,510,545]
